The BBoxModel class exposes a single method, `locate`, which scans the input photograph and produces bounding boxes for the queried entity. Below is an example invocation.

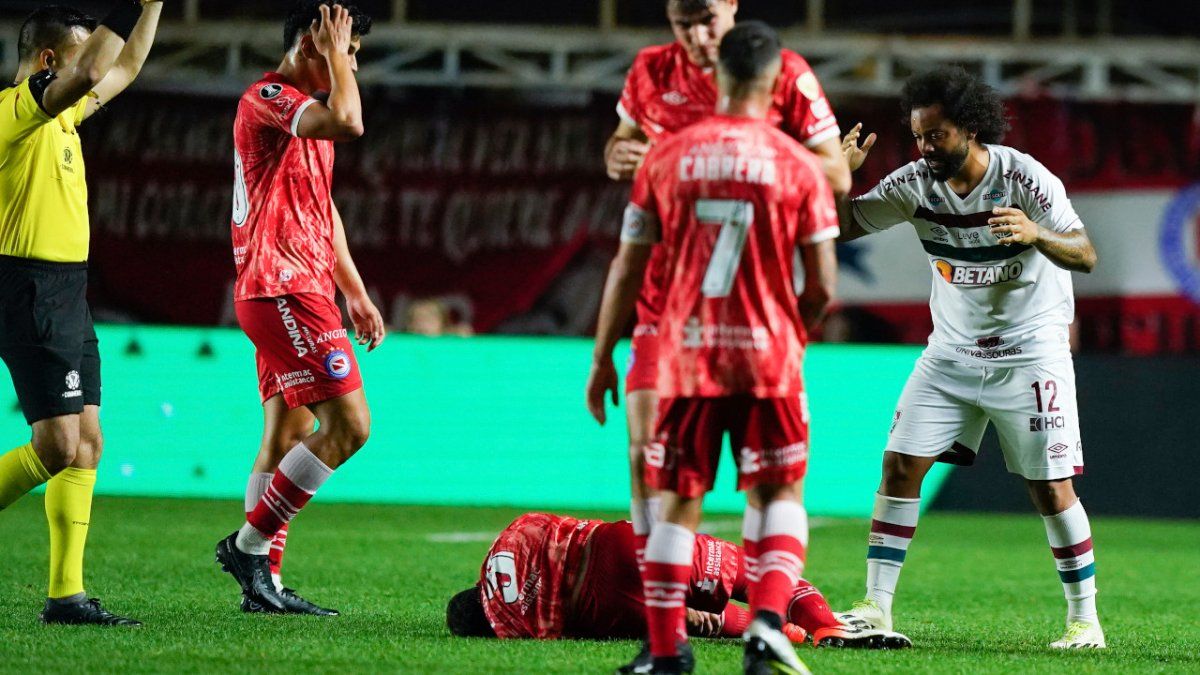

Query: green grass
[0,497,1196,673]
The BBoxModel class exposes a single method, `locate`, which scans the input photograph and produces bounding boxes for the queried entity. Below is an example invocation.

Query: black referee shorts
[0,255,101,425]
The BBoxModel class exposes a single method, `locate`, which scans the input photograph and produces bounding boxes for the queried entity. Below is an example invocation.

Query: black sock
[755,609,784,631]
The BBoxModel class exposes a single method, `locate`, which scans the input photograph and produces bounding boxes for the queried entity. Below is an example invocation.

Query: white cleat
[743,618,811,675]
[1050,621,1106,649]
[836,598,894,633]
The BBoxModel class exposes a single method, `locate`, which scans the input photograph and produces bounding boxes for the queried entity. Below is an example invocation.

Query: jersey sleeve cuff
[290,98,319,138]
[851,200,885,233]
[802,125,841,149]
[616,101,639,129]
[800,225,841,245]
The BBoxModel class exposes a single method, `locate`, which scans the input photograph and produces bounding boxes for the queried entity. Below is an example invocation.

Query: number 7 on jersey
[697,199,754,298]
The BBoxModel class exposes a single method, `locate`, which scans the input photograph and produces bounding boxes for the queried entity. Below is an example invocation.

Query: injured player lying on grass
[445,513,910,656]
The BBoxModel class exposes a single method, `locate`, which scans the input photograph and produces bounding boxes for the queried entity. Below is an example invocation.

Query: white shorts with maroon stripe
[886,355,1083,481]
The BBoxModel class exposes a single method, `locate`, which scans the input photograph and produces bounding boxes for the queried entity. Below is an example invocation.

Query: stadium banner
[79,92,1200,352]
[0,325,945,517]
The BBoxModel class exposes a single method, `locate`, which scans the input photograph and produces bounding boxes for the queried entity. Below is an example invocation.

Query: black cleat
[744,617,810,675]
[616,640,694,674]
[241,587,339,616]
[40,597,141,626]
[215,531,286,613]
[814,624,912,649]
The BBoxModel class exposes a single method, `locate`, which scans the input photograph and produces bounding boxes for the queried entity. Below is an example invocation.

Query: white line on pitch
[425,518,841,543]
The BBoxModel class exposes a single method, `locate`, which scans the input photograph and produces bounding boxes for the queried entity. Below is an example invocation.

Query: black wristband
[100,0,142,41]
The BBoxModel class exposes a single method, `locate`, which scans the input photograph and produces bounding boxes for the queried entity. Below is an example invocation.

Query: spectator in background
[405,298,473,336]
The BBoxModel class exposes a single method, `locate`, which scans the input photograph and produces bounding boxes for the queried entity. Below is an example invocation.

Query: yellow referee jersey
[0,75,90,263]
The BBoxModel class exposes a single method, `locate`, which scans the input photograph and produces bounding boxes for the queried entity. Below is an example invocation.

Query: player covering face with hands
[0,0,163,626]
[215,0,384,617]
[838,67,1104,650]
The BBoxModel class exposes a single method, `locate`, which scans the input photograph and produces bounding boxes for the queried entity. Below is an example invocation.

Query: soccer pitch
[0,497,1195,674]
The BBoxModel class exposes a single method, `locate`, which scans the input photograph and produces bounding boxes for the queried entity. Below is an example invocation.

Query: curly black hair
[283,0,373,52]
[900,66,1010,144]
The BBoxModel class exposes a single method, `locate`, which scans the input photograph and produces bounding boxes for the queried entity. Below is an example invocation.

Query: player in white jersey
[836,67,1105,649]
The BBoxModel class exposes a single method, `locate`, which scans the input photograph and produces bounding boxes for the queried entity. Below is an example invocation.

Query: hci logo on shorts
[325,350,352,379]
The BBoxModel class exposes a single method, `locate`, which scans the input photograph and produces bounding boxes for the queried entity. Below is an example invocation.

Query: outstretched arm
[84,0,163,119]
[39,0,151,117]
[836,123,878,242]
[988,207,1098,273]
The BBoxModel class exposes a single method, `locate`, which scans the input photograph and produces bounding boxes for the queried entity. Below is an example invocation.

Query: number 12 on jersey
[697,199,754,298]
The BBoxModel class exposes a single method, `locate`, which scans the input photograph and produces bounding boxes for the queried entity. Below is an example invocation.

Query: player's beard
[924,140,970,182]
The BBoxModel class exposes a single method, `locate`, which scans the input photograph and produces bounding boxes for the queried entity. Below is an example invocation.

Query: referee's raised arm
[19,1,153,118]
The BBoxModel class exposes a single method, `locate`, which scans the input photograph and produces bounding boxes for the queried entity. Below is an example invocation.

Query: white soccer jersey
[852,144,1083,366]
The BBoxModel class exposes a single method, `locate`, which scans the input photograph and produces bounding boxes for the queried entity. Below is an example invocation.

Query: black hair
[283,0,373,52]
[900,66,1010,144]
[666,0,718,12]
[446,586,495,638]
[718,20,781,84]
[17,5,97,62]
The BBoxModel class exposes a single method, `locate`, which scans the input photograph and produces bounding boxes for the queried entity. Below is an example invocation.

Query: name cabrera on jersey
[851,144,1082,366]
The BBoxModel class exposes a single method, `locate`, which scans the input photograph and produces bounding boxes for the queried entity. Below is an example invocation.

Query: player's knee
[31,428,80,473]
[337,408,371,452]
[880,453,923,495]
[76,430,103,467]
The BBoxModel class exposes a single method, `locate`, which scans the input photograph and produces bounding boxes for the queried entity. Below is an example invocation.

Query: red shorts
[624,327,659,393]
[235,293,362,409]
[646,395,810,498]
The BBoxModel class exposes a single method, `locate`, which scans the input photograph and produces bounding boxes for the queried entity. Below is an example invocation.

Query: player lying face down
[445,513,909,651]
[667,0,739,69]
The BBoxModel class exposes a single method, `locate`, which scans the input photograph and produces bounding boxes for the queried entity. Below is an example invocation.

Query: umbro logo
[661,91,688,105]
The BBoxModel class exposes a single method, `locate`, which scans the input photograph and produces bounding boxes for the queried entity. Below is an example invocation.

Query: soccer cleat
[1050,621,1106,649]
[743,618,811,675]
[782,622,808,644]
[836,598,893,632]
[616,640,694,674]
[40,597,141,626]
[241,587,340,616]
[813,624,912,650]
[215,531,286,613]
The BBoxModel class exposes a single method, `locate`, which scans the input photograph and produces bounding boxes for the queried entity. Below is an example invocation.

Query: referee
[0,1,162,625]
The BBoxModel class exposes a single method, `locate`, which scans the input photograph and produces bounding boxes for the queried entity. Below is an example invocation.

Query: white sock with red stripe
[237,443,332,555]
[1042,500,1098,624]
[244,472,287,588]
[865,493,921,617]
[742,505,762,585]
[631,496,662,568]
[641,521,694,658]
[750,500,807,620]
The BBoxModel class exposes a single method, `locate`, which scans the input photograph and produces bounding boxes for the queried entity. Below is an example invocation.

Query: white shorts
[886,356,1083,481]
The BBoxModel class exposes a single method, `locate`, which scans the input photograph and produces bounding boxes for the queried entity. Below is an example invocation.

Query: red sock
[642,523,694,658]
[720,604,752,637]
[787,578,839,633]
[751,502,807,618]
[269,523,289,579]
[247,470,315,536]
